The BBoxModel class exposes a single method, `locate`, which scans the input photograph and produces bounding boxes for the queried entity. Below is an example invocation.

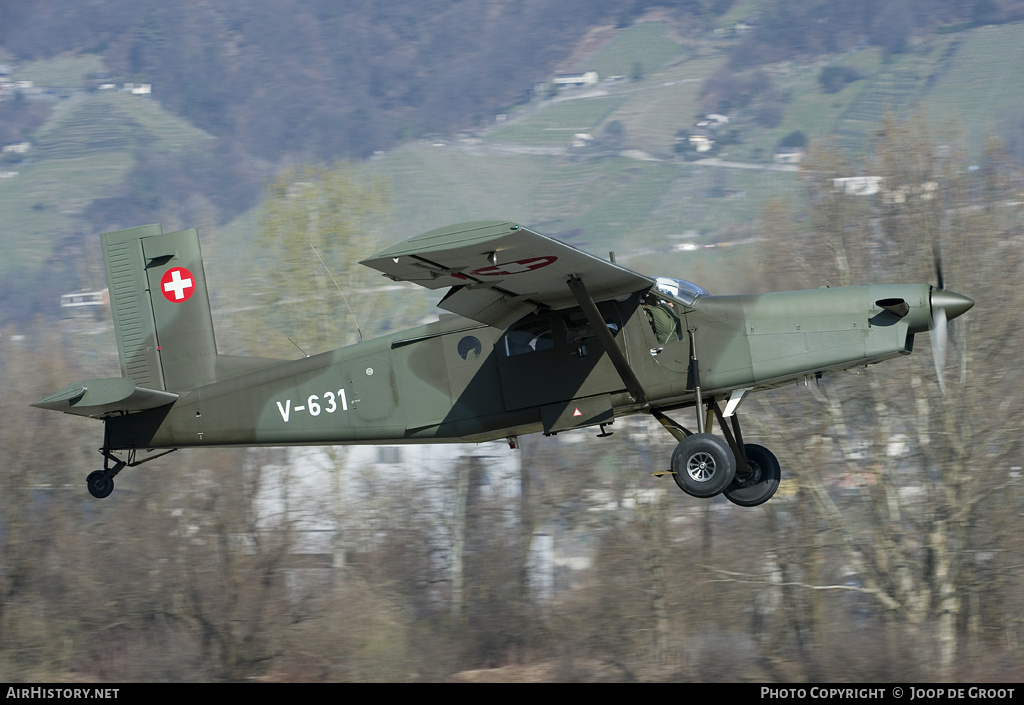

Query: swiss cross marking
[161,267,196,302]
[470,256,557,277]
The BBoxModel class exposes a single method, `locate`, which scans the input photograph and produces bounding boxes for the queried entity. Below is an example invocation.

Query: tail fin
[102,224,218,391]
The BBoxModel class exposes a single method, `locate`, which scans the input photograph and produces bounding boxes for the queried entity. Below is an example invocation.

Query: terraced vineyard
[33,92,211,158]
[923,23,1024,149]
[834,69,925,152]
[0,81,213,309]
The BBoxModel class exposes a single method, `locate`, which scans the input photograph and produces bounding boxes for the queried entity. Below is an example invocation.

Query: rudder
[102,224,218,391]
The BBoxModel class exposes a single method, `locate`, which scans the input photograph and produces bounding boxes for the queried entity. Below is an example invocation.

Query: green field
[923,23,1024,151]
[485,96,625,146]
[11,54,105,91]
[573,22,685,77]
[363,139,799,271]
[605,56,727,153]
[0,153,135,276]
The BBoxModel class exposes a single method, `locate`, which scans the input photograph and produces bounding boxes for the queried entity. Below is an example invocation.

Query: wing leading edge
[360,221,655,327]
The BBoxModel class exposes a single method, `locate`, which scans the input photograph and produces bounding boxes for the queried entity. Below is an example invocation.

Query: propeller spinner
[873,286,973,394]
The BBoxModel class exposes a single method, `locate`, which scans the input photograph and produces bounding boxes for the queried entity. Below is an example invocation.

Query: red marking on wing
[470,256,557,277]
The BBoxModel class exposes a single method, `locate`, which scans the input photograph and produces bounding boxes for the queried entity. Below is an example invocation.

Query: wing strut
[566,275,648,405]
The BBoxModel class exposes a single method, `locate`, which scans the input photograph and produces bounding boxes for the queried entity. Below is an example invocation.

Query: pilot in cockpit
[643,291,680,344]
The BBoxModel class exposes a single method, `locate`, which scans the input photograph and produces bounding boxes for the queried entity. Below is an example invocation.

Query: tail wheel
[86,471,114,499]
[724,444,780,507]
[671,433,736,498]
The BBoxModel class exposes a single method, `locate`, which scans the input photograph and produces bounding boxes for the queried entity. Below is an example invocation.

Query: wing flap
[361,221,654,326]
[438,285,541,329]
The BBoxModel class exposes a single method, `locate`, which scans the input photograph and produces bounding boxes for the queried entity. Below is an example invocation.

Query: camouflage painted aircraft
[34,221,973,504]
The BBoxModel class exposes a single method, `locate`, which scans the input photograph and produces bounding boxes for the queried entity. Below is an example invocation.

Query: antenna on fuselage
[310,243,364,343]
[288,338,310,357]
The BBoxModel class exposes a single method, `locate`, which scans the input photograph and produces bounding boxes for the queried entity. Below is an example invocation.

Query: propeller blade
[928,238,971,394]
[932,304,947,395]
[933,243,945,291]
[959,320,968,387]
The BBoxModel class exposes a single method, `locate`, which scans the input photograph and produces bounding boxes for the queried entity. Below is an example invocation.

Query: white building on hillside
[553,70,599,88]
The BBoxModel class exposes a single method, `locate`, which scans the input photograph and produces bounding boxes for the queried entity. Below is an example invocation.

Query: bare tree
[751,118,1024,679]
[255,162,392,353]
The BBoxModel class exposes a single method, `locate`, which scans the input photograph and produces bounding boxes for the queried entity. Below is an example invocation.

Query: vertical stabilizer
[101,225,219,391]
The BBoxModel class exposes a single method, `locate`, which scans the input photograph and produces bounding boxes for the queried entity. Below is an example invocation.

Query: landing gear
[85,421,177,499]
[653,399,783,506]
[724,443,780,507]
[88,427,127,499]
[671,433,736,498]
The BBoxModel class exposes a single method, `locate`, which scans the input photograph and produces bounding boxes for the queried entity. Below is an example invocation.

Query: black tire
[87,471,114,499]
[725,444,781,507]
[671,433,736,498]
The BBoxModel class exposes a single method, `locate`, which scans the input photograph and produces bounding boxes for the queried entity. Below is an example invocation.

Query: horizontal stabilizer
[32,378,178,418]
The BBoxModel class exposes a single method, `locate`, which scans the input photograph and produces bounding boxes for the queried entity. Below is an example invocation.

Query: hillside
[0,0,659,161]
[4,5,1024,326]
[369,20,1024,267]
[207,16,1024,349]
[0,89,211,316]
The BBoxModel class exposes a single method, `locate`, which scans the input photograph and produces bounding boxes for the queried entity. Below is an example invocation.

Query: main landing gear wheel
[671,433,736,498]
[86,470,114,499]
[724,443,781,507]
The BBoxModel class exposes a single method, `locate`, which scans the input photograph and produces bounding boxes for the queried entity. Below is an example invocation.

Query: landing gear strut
[87,423,176,499]
[652,401,781,507]
[650,328,782,505]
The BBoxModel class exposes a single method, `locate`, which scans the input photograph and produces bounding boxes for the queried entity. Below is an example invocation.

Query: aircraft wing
[361,221,655,327]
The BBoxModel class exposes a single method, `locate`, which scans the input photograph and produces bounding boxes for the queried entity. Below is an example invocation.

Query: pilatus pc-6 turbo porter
[34,222,973,504]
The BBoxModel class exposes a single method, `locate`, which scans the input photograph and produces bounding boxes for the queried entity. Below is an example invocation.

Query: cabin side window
[562,304,623,357]
[500,318,554,356]
[562,310,620,346]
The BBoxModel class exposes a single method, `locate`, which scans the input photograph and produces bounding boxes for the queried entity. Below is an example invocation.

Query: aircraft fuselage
[108,283,933,450]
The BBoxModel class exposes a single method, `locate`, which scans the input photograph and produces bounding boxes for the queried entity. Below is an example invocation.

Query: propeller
[871,248,972,394]
[932,244,947,394]
[932,303,948,394]
[929,244,973,395]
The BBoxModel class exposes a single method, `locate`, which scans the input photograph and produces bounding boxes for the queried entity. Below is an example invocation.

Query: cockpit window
[655,277,708,307]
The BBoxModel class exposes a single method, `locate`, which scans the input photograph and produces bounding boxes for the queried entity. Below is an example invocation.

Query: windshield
[654,277,709,307]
